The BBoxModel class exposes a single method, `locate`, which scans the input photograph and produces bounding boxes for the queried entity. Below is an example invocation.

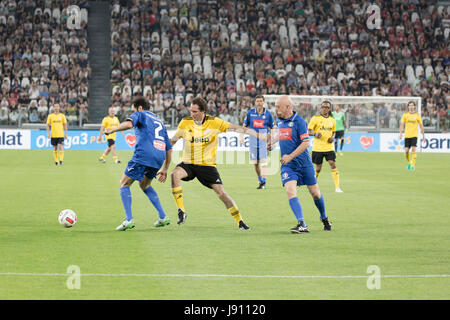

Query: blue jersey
[244,107,274,146]
[277,111,314,169]
[127,111,172,169]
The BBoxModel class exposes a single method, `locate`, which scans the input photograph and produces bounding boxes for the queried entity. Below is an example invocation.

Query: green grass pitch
[0,150,449,299]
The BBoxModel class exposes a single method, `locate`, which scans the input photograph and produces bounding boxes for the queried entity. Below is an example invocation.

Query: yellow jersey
[46,112,67,138]
[308,115,336,152]
[173,115,230,166]
[401,112,422,138]
[101,115,120,140]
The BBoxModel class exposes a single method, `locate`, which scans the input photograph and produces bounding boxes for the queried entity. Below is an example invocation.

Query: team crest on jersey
[288,122,293,127]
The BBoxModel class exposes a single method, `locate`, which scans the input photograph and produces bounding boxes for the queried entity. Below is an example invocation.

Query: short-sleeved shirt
[332,111,345,131]
[277,111,314,170]
[101,115,120,141]
[244,107,274,146]
[401,112,422,138]
[308,115,336,152]
[127,111,172,169]
[46,112,67,138]
[173,115,229,166]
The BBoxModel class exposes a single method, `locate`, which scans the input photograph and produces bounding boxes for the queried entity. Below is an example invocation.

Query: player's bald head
[276,95,293,108]
[275,95,294,118]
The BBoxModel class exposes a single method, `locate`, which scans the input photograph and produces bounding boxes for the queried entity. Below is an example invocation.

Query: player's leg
[257,142,268,188]
[211,183,250,230]
[99,146,110,162]
[116,170,136,230]
[51,139,59,165]
[410,144,417,171]
[283,180,309,233]
[57,141,64,165]
[311,152,323,178]
[111,142,120,163]
[140,171,170,227]
[306,183,331,230]
[340,134,345,154]
[327,153,342,192]
[404,143,411,169]
[170,164,190,224]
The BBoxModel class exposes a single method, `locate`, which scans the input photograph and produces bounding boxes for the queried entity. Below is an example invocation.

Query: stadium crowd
[0,0,90,126]
[0,0,449,131]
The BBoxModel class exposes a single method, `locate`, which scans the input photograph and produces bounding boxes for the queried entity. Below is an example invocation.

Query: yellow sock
[59,151,64,162]
[172,187,185,211]
[315,170,320,179]
[53,151,58,162]
[228,206,242,224]
[405,153,410,163]
[411,152,417,167]
[100,154,106,160]
[331,168,340,189]
[113,156,118,162]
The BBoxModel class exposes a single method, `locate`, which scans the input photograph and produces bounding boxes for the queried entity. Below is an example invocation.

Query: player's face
[408,103,416,113]
[108,108,115,117]
[321,103,331,117]
[190,104,205,122]
[255,98,264,109]
[275,100,291,119]
[53,104,60,113]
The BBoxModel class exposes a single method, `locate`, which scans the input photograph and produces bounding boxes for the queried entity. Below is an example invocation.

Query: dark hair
[321,100,332,116]
[133,96,150,110]
[407,101,416,106]
[191,96,207,112]
[255,95,265,101]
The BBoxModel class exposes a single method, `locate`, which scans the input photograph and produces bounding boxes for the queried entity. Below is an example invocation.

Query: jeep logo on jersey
[191,137,210,143]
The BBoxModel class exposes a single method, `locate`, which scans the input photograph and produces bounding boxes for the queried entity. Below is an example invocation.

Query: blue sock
[314,195,327,220]
[288,197,304,222]
[258,176,263,183]
[120,186,133,221]
[261,177,266,183]
[143,186,166,219]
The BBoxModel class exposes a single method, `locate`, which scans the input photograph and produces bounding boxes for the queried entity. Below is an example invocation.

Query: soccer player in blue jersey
[268,96,332,233]
[241,95,274,189]
[104,96,173,231]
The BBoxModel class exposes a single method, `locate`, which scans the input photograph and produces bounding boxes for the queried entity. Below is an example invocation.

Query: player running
[170,96,255,230]
[268,96,332,233]
[105,96,173,231]
[399,101,425,171]
[46,103,67,166]
[97,106,124,164]
[241,95,274,189]
[308,101,343,193]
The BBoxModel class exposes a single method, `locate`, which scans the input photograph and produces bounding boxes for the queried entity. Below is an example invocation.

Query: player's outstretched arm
[105,120,133,135]
[97,125,105,142]
[228,123,268,141]
[267,128,278,151]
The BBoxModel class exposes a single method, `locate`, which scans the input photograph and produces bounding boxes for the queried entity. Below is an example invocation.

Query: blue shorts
[124,160,159,181]
[249,141,268,161]
[280,165,317,187]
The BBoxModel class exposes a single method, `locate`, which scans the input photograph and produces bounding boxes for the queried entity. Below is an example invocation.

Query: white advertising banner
[380,133,450,153]
[0,129,31,149]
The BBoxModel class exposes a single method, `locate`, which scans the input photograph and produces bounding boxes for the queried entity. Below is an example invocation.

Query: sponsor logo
[153,140,166,150]
[190,137,210,143]
[252,119,265,128]
[360,136,374,149]
[0,130,30,149]
[279,128,293,140]
[126,134,137,147]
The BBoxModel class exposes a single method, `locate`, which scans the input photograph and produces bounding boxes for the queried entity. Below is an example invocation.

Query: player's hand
[315,132,322,139]
[239,137,244,145]
[399,134,402,140]
[280,154,292,165]
[327,137,334,143]
[97,136,101,143]
[105,128,112,135]
[157,170,168,182]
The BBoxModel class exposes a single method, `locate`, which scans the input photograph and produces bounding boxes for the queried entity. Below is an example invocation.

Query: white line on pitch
[0,273,449,279]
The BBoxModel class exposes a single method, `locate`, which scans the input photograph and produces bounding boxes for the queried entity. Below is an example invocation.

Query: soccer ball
[58,209,77,228]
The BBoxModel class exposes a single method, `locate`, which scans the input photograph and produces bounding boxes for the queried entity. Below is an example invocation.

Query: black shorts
[107,139,115,147]
[51,137,64,146]
[177,162,222,189]
[311,151,336,165]
[404,137,418,148]
[335,130,345,139]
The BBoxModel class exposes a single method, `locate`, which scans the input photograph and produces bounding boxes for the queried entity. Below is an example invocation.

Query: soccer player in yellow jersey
[46,103,67,166]
[308,101,343,193]
[97,107,123,164]
[399,101,425,171]
[170,96,253,230]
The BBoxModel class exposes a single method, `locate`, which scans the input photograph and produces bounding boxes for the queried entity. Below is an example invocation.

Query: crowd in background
[0,0,90,126]
[0,0,449,131]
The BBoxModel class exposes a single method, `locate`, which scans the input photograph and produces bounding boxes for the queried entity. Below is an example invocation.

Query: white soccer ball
[58,209,77,228]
